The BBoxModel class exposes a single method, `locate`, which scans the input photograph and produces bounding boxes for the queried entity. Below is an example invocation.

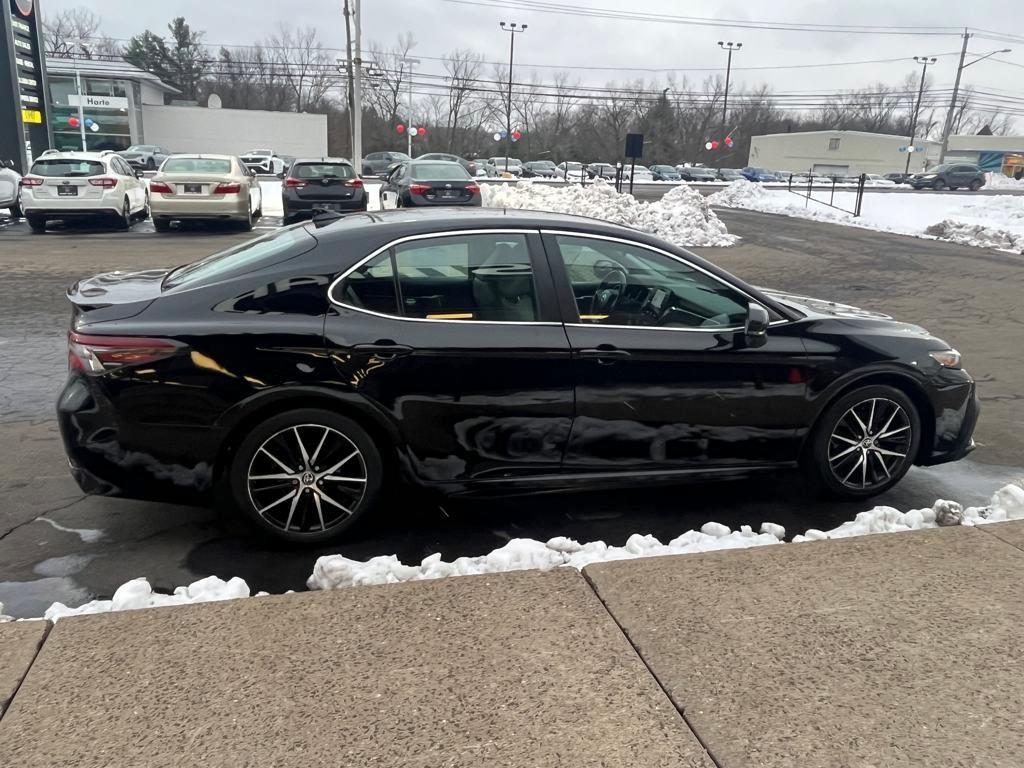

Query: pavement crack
[0,495,87,543]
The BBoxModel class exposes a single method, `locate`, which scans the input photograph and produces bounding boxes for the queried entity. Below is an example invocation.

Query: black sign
[1,0,52,173]
[624,133,644,159]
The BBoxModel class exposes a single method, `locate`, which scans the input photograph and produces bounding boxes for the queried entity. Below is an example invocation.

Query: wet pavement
[0,206,1020,618]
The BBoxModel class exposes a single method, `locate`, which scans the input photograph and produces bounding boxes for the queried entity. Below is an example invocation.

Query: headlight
[929,349,961,368]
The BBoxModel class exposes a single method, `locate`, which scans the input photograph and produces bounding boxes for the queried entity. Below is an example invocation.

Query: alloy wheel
[246,423,368,534]
[827,397,912,490]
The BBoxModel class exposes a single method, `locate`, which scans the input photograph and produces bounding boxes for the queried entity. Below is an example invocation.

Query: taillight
[214,182,241,194]
[344,178,363,188]
[466,183,480,194]
[68,331,181,374]
[149,180,173,194]
[409,183,430,195]
[21,176,43,187]
[88,177,118,188]
[284,178,306,188]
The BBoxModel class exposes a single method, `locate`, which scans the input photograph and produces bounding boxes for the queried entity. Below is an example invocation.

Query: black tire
[27,215,46,233]
[115,197,132,230]
[153,217,171,232]
[239,206,254,231]
[969,179,982,191]
[932,178,946,191]
[802,385,921,500]
[9,198,22,219]
[227,408,383,543]
[139,194,150,221]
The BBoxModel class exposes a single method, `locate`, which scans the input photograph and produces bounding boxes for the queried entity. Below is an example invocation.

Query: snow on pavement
[482,178,736,247]
[707,180,1024,252]
[4,481,1018,622]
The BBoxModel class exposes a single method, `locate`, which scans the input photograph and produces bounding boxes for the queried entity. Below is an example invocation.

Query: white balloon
[90,123,100,132]
[409,127,418,136]
[493,132,502,141]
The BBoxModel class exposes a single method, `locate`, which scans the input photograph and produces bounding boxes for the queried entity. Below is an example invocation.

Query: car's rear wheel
[803,385,920,499]
[27,215,46,233]
[228,409,382,543]
[115,197,132,230]
[153,217,171,232]
[239,205,254,231]
[969,179,982,191]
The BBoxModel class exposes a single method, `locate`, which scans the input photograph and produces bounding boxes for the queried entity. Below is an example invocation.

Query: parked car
[1,159,22,218]
[717,168,744,182]
[677,166,718,182]
[240,149,287,175]
[118,145,171,171]
[362,151,410,178]
[58,208,978,543]
[419,152,478,178]
[380,159,481,208]
[626,166,654,182]
[649,165,682,181]
[280,158,366,223]
[149,154,262,232]
[476,159,498,177]
[488,156,523,176]
[557,161,586,181]
[884,172,912,184]
[740,167,780,183]
[910,164,985,191]
[587,163,618,180]
[522,160,558,178]
[863,174,897,188]
[19,150,148,233]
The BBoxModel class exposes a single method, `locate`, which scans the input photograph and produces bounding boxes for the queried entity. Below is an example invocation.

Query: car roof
[409,158,462,165]
[165,153,236,160]
[291,157,352,164]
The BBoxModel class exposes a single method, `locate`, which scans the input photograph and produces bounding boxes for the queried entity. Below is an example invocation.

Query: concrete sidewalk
[1,522,1022,767]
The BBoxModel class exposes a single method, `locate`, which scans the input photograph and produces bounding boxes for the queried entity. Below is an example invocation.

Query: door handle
[578,346,631,364]
[352,341,413,359]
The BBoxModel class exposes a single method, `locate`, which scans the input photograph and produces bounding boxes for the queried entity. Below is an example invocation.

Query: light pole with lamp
[401,57,419,157]
[499,21,527,175]
[938,33,1011,163]
[717,41,741,133]
[904,56,936,175]
[66,40,88,151]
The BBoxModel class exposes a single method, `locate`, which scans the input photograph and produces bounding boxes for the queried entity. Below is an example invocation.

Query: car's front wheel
[969,179,982,191]
[228,409,383,543]
[803,385,920,499]
[932,178,947,191]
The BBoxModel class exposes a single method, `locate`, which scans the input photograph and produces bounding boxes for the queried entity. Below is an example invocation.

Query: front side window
[554,235,749,329]
[340,233,538,322]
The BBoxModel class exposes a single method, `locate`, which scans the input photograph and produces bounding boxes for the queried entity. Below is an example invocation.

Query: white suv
[20,151,149,233]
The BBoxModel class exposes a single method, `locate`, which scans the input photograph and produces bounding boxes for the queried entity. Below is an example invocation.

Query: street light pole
[499,21,527,175]
[938,31,1012,163]
[352,0,363,174]
[717,41,742,134]
[905,56,936,175]
[401,58,419,157]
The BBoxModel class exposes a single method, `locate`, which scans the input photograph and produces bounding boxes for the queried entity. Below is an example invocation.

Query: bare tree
[443,49,483,152]
[42,7,119,58]
[267,25,338,112]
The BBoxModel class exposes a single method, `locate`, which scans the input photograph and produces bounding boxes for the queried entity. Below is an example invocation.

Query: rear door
[543,231,808,472]
[324,229,573,484]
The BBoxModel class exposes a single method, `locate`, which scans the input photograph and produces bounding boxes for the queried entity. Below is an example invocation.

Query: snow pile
[309,482,1024,591]
[307,524,782,590]
[707,180,853,225]
[0,603,12,623]
[44,575,252,621]
[481,179,736,247]
[923,195,1024,252]
[985,172,1024,190]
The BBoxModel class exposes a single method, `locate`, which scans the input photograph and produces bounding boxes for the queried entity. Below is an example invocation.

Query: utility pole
[499,21,527,175]
[717,41,741,135]
[905,56,936,175]
[401,58,419,157]
[67,41,88,151]
[341,0,354,159]
[938,34,1011,163]
[352,0,363,174]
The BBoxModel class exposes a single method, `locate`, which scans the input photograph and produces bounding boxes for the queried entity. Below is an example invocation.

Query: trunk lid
[67,268,170,324]
[155,172,237,197]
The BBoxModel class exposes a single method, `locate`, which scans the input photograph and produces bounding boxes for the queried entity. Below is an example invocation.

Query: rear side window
[164,227,317,289]
[293,163,355,180]
[163,158,233,174]
[30,158,104,177]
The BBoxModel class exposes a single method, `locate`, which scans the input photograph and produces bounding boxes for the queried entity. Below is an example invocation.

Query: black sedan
[59,209,978,543]
[280,158,366,223]
[650,165,682,181]
[522,160,558,178]
[380,160,481,208]
[678,166,718,182]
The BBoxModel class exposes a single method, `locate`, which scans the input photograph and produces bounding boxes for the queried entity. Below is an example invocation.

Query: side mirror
[135,169,144,178]
[744,302,770,347]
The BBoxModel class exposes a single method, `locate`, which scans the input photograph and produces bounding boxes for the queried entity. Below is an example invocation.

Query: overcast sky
[45,0,1023,102]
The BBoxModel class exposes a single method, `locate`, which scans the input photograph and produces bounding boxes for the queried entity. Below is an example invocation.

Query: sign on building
[1,0,52,173]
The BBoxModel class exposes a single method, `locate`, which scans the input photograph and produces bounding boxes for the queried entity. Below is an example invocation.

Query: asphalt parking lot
[0,204,1020,618]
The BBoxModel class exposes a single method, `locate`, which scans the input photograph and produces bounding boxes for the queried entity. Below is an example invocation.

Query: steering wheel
[590,267,628,315]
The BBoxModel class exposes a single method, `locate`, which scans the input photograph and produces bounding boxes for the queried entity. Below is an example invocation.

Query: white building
[946,135,1024,178]
[747,130,940,176]
[44,57,327,158]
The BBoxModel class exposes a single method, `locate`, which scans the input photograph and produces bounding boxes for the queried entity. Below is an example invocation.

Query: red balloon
[68,116,80,128]
[418,126,426,136]
[396,124,406,134]
[724,136,733,147]
[512,130,522,140]
[711,140,720,150]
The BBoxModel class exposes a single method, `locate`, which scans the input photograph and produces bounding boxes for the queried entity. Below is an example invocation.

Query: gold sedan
[149,154,262,231]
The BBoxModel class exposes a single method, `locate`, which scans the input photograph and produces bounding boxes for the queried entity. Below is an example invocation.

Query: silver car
[1,160,22,218]
[149,154,262,231]
[119,145,171,171]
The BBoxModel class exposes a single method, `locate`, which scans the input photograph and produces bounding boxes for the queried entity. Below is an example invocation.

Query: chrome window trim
[541,228,790,333]
[327,228,561,327]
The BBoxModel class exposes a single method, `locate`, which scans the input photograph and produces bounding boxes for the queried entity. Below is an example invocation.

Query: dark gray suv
[910,163,985,191]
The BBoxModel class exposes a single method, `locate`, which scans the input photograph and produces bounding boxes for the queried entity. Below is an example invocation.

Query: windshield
[162,158,233,174]
[126,145,157,152]
[293,163,355,180]
[245,149,272,156]
[491,158,521,166]
[30,158,105,177]
[164,227,316,289]
[532,160,556,169]
[562,162,583,171]
[410,163,471,181]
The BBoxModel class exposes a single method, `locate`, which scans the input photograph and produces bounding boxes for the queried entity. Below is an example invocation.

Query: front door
[324,229,574,484]
[543,232,808,472]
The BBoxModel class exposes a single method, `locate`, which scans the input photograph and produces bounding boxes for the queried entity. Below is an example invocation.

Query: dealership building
[747,129,1024,177]
[43,56,328,158]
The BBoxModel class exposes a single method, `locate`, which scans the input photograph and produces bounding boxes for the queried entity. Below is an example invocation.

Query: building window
[828,138,841,151]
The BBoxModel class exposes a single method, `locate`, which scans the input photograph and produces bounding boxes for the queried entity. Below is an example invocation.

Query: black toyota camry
[59,208,978,543]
